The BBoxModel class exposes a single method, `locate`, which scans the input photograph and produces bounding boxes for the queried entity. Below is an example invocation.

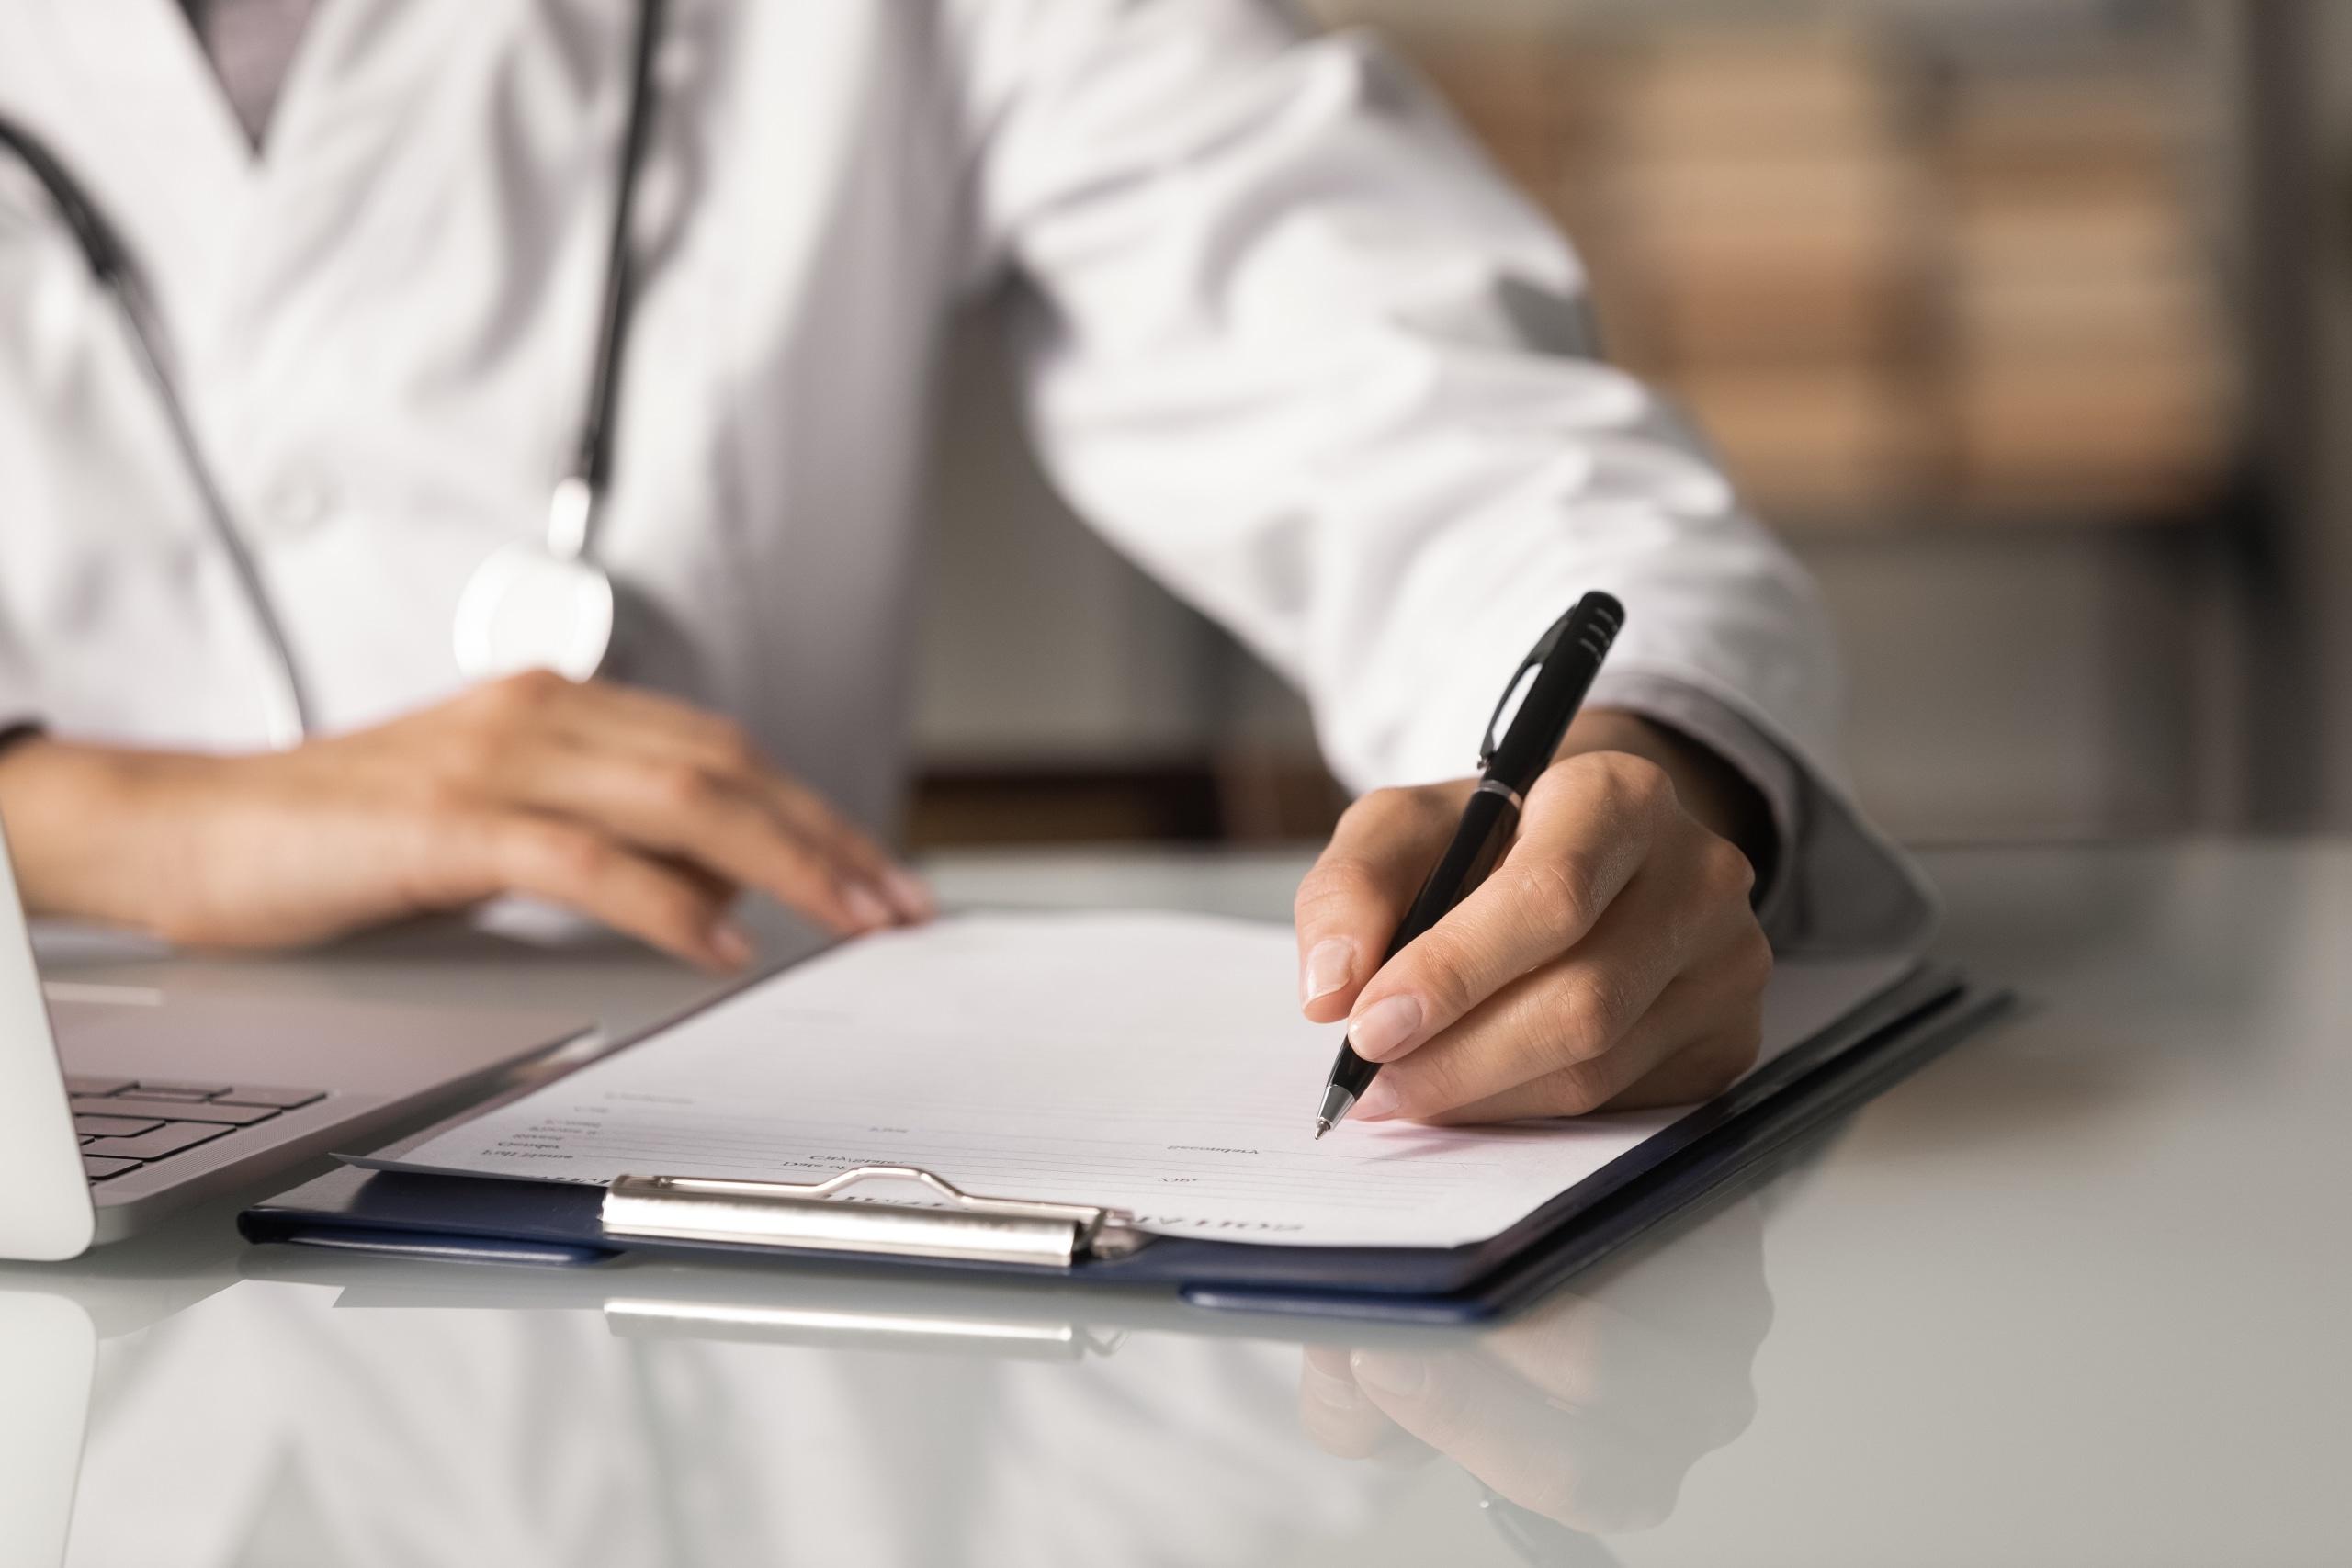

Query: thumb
[1293,784,1466,1024]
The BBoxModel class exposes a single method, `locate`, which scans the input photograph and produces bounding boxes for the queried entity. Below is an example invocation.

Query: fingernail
[1349,994,1424,1061]
[1352,1079,1402,1122]
[1349,1350,1426,1399]
[843,884,893,931]
[883,867,937,922]
[1300,939,1354,1006]
[708,920,755,970]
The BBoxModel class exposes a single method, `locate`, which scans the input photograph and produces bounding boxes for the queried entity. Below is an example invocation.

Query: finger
[1296,1347,1417,1461]
[1603,980,1767,1111]
[431,812,749,972]
[526,678,933,923]
[1344,753,1674,1063]
[1590,913,1768,1116]
[1374,907,1769,1128]
[492,740,896,938]
[1408,934,1766,1125]
[1357,861,1752,1121]
[751,774,934,924]
[601,713,933,926]
[1346,1348,1688,1532]
[1293,784,1470,1023]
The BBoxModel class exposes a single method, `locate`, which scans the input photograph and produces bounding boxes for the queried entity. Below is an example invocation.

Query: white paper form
[381,913,1916,1248]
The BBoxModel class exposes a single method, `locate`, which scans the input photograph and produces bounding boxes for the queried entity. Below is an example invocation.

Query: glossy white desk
[5,842,2345,1567]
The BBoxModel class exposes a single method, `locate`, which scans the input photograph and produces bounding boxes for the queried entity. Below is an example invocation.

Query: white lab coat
[0,0,1929,951]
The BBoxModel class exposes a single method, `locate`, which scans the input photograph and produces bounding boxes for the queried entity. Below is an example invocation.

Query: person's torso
[0,0,994,828]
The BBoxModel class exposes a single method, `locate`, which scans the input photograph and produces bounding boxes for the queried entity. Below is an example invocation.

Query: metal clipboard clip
[600,1166,1153,1269]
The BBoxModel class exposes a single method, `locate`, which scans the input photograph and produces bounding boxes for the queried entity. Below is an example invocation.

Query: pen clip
[1476,594,1625,771]
[1477,608,1576,771]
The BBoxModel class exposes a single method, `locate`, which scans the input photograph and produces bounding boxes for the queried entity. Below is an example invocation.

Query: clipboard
[241,964,2012,1323]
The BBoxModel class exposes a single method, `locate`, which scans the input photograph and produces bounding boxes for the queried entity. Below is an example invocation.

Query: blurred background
[906,0,2352,851]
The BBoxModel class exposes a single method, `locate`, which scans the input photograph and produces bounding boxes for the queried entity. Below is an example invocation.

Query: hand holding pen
[1297,593,1775,1133]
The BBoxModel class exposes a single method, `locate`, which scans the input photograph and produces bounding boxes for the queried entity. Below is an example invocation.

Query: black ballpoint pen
[1313,592,1625,1138]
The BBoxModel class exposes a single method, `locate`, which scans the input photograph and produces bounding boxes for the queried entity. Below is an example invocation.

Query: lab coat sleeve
[956,0,1935,954]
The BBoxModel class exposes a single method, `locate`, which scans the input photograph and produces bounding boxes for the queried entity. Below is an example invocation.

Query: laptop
[0,822,588,1261]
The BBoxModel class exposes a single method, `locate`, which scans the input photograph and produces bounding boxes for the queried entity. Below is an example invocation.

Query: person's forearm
[0,738,178,927]
[1562,710,1778,893]
[0,677,935,963]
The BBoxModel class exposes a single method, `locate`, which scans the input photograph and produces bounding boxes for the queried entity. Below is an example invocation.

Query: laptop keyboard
[66,1077,326,1184]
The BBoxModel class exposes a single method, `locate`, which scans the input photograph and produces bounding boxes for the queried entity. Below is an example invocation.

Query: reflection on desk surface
[17,1194,1773,1568]
[19,842,2352,1565]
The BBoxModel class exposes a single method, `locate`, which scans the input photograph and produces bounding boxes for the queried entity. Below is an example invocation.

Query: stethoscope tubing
[571,0,665,515]
[0,0,656,743]
[0,117,316,744]
[111,262,320,747]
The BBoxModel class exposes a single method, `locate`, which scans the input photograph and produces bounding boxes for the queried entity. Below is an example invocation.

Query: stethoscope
[0,0,663,748]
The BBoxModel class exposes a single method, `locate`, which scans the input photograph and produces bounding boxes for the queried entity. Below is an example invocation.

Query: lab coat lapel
[212,0,497,425]
[213,0,625,499]
[40,0,258,358]
[37,0,469,382]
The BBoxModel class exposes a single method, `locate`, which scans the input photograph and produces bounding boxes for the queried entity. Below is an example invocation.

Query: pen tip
[1314,1119,1330,1141]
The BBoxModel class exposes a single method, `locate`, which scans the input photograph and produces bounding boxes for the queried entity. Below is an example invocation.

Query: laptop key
[123,1087,218,1102]
[74,1112,167,1137]
[83,1156,143,1180]
[216,1086,327,1110]
[81,1122,231,1160]
[64,1075,135,1097]
[68,1097,211,1125]
[92,1095,277,1127]
[130,1080,232,1097]
[68,1097,157,1119]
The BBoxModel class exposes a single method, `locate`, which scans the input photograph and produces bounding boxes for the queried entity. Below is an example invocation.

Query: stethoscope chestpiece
[451,478,617,682]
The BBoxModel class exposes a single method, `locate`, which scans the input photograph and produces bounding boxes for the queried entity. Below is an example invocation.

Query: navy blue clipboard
[241,964,2012,1324]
